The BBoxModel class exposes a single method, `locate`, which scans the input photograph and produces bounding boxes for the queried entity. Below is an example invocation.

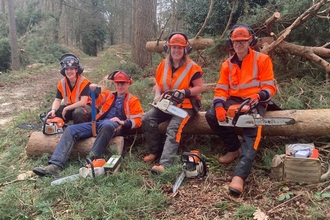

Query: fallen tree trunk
[25,134,124,158]
[146,37,214,53]
[26,109,330,157]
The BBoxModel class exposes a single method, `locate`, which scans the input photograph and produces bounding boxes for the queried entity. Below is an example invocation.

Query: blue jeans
[49,119,122,168]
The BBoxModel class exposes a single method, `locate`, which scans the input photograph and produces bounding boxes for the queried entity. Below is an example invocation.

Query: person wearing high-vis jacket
[49,53,93,124]
[205,24,276,195]
[142,32,203,174]
[33,70,144,178]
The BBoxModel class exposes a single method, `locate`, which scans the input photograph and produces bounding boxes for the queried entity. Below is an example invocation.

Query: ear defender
[226,24,258,48]
[163,32,193,54]
[108,70,133,85]
[59,53,84,76]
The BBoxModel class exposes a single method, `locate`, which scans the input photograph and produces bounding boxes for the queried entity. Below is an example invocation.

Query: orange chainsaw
[40,112,66,135]
[218,99,295,127]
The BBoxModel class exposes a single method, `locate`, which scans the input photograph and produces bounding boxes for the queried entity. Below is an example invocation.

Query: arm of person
[49,98,62,117]
[189,76,203,96]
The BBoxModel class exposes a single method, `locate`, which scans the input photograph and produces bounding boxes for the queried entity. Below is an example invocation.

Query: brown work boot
[218,150,239,164]
[150,165,165,175]
[33,164,62,178]
[143,154,157,162]
[229,176,244,195]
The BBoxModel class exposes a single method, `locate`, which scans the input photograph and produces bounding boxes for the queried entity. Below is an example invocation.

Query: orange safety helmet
[168,34,187,47]
[230,27,252,41]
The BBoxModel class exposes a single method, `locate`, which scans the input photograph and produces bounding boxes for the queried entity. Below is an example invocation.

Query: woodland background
[1,0,330,219]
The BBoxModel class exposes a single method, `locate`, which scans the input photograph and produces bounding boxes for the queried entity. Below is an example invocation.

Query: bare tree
[7,0,20,70]
[1,0,5,13]
[132,0,154,69]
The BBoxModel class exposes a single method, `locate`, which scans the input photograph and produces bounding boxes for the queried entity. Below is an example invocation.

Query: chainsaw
[172,150,207,193]
[40,112,66,135]
[51,155,122,185]
[151,90,188,118]
[218,98,295,127]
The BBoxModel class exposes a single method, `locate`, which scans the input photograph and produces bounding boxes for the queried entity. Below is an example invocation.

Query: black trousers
[205,97,266,180]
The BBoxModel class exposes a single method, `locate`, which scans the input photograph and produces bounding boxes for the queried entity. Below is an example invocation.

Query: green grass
[1,45,330,219]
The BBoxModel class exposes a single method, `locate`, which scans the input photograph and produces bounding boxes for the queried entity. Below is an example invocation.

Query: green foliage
[15,1,46,36]
[234,204,256,219]
[0,38,11,71]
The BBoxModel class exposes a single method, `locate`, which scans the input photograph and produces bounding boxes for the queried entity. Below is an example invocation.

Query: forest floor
[1,48,330,219]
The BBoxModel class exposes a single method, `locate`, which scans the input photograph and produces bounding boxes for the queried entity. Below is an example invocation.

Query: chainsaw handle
[232,98,251,126]
[86,158,95,178]
[41,111,52,135]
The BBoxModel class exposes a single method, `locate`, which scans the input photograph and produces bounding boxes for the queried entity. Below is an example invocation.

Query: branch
[267,194,302,214]
[265,12,281,35]
[221,0,237,38]
[194,0,214,38]
[156,15,171,45]
[261,0,327,54]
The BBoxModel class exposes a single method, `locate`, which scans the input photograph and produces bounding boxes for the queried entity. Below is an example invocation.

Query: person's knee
[72,107,89,123]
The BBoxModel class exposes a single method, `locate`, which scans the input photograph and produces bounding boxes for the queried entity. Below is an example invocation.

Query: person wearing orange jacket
[142,31,203,174]
[33,70,144,178]
[48,53,92,124]
[205,24,276,194]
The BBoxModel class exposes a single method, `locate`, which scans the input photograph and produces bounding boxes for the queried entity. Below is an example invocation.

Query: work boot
[143,154,158,162]
[218,150,239,164]
[229,176,244,195]
[150,165,165,175]
[33,164,61,178]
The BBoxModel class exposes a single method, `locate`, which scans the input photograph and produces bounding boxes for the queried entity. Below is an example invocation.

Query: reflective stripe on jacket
[58,75,92,105]
[155,58,203,108]
[214,48,276,104]
[95,90,143,129]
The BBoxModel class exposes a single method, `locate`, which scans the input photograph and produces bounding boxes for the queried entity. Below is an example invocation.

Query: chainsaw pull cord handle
[181,152,207,178]
[232,98,251,126]
[85,158,96,178]
[90,88,97,137]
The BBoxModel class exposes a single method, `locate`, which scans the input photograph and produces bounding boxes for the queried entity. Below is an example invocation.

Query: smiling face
[232,40,250,58]
[114,82,130,96]
[170,46,185,64]
[64,67,78,81]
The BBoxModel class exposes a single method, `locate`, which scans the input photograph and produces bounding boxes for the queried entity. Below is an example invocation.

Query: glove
[246,94,260,107]
[215,106,227,122]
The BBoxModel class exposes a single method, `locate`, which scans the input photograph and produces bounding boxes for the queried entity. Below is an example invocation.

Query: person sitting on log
[142,31,203,174]
[33,70,144,178]
[47,53,93,124]
[205,24,276,195]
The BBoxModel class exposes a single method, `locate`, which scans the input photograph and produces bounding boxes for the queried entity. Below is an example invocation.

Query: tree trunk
[26,134,124,158]
[132,0,153,69]
[26,109,330,157]
[1,0,5,13]
[146,37,214,52]
[7,0,20,71]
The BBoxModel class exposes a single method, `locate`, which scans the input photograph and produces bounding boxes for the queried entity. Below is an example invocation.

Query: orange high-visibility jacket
[214,48,276,104]
[57,75,92,105]
[155,58,203,109]
[95,90,143,129]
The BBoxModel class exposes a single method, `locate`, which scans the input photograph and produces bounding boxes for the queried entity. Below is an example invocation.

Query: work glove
[171,90,185,104]
[246,94,260,108]
[215,106,227,122]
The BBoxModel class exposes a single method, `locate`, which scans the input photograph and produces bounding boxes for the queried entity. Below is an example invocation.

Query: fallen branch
[0,178,37,188]
[267,194,302,214]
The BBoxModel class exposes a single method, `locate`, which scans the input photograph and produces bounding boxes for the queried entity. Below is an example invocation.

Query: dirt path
[0,57,98,128]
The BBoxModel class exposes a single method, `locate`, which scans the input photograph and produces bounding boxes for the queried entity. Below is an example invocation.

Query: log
[154,109,330,137]
[26,109,330,157]
[145,37,214,53]
[25,133,124,158]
